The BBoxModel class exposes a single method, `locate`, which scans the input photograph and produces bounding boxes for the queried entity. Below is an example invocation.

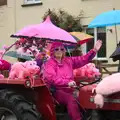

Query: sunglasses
[54,48,65,51]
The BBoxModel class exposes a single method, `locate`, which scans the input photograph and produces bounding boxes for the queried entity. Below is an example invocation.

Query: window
[86,27,106,59]
[24,0,41,4]
[0,0,7,6]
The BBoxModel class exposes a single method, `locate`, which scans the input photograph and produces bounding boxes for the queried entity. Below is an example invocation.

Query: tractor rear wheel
[0,89,42,120]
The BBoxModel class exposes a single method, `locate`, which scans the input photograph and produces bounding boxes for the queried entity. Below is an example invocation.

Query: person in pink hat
[43,40,102,120]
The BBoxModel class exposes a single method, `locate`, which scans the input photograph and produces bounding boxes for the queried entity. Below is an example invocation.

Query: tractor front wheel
[0,89,42,120]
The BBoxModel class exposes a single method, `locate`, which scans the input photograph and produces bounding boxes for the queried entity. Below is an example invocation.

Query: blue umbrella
[88,10,120,28]
[88,9,120,44]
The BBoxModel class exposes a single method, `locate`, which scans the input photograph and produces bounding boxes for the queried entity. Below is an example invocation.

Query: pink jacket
[43,49,96,87]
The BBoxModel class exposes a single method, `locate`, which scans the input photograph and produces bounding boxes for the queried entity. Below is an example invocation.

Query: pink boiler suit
[43,44,96,120]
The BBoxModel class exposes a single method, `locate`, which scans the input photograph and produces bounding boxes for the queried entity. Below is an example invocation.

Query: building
[0,0,120,67]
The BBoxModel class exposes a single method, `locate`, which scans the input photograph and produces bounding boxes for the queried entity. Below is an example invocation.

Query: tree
[43,9,83,32]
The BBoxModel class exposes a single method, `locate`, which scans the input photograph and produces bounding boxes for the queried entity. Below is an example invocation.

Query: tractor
[0,71,120,120]
[0,67,99,120]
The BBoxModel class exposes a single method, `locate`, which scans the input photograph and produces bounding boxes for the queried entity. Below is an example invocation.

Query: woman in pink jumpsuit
[43,40,102,120]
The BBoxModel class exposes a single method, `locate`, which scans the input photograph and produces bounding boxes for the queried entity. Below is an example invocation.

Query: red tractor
[0,73,120,120]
